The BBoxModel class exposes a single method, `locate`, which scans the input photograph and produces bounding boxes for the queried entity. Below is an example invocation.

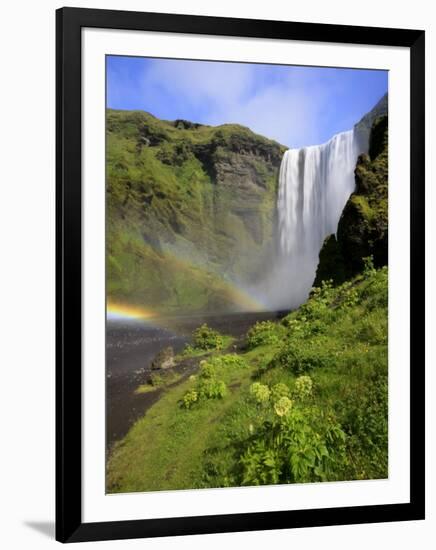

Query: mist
[250,128,363,311]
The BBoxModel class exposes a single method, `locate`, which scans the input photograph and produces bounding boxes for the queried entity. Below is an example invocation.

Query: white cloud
[139,59,338,147]
[142,59,254,109]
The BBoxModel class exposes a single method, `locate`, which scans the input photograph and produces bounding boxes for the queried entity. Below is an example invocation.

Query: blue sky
[107,56,388,148]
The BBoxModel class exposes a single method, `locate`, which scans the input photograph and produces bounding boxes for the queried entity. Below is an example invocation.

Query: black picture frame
[56,6,425,543]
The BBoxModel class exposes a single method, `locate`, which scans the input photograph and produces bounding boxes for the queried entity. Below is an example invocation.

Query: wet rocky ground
[106,311,285,451]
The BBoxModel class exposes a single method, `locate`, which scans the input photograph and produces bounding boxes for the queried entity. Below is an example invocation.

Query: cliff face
[314,115,388,286]
[107,110,285,314]
[354,93,388,151]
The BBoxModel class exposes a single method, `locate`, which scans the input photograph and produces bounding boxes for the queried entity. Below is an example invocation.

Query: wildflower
[274,396,293,417]
[250,382,271,404]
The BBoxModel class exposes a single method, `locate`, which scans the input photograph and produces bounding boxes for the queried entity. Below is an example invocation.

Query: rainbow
[106,300,155,322]
[106,235,268,321]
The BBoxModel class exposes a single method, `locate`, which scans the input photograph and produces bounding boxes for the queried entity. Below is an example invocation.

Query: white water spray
[262,129,362,310]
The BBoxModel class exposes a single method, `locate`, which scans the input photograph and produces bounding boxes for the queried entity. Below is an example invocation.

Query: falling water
[261,129,362,310]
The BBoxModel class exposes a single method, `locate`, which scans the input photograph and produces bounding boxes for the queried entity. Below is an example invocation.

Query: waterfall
[263,129,361,310]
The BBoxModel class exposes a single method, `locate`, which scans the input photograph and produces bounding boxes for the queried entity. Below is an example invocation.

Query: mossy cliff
[107,110,286,314]
[315,115,388,286]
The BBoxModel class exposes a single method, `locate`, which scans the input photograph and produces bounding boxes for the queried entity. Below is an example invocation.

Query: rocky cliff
[314,114,388,286]
[106,110,285,314]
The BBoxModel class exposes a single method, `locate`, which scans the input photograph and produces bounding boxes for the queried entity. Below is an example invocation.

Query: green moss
[106,109,286,314]
[315,115,388,283]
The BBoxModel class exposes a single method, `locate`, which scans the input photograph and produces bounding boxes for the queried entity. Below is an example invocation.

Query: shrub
[250,382,271,405]
[296,280,335,321]
[336,281,360,309]
[211,354,248,370]
[246,321,284,349]
[181,357,228,408]
[282,315,326,338]
[149,372,162,387]
[363,255,376,277]
[240,405,347,485]
[356,313,387,345]
[182,389,198,409]
[192,324,224,350]
[360,266,388,310]
[199,360,217,379]
[293,375,314,400]
[181,344,196,356]
[198,378,227,400]
[273,337,335,375]
[273,396,293,417]
[271,383,290,402]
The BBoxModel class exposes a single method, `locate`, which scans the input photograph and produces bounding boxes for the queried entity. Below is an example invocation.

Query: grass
[106,109,285,315]
[134,371,184,395]
[107,352,263,492]
[175,334,235,360]
[107,266,388,492]
[134,384,158,395]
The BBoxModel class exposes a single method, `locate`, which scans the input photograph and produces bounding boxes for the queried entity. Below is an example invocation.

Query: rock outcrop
[151,347,175,370]
[314,115,388,286]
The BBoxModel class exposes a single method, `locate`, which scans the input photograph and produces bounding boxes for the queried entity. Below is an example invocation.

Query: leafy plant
[293,375,313,400]
[273,396,293,417]
[249,382,271,406]
[270,382,290,402]
[198,378,227,400]
[246,321,285,349]
[181,356,228,408]
[182,389,198,409]
[363,255,376,277]
[340,373,388,479]
[192,324,225,351]
[336,281,360,309]
[273,337,335,375]
[148,372,164,387]
[240,404,347,485]
[209,354,248,370]
[198,360,217,379]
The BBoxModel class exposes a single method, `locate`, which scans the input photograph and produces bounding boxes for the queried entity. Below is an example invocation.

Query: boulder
[151,346,175,370]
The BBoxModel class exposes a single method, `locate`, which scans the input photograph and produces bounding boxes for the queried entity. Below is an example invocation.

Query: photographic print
[105,56,389,494]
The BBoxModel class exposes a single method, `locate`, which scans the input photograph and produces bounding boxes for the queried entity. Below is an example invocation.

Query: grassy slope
[107,110,285,315]
[107,265,388,492]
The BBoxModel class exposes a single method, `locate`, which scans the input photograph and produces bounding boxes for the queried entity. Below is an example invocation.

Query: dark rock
[354,93,388,152]
[314,235,346,287]
[173,119,203,130]
[315,115,388,284]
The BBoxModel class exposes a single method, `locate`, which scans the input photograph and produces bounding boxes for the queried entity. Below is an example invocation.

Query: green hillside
[107,110,285,314]
[107,263,388,492]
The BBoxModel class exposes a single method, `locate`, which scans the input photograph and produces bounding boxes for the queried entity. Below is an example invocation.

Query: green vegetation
[107,103,388,493]
[107,265,388,491]
[177,333,235,361]
[315,115,388,285]
[134,370,183,394]
[192,323,225,350]
[246,320,286,349]
[240,394,347,485]
[134,383,159,395]
[107,109,285,315]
